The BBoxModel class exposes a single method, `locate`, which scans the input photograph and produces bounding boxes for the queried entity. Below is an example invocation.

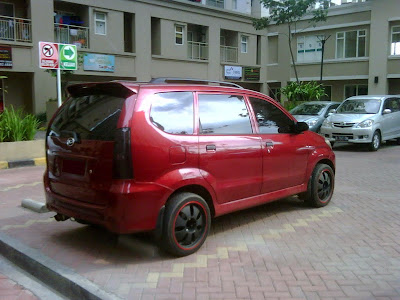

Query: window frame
[175,24,184,45]
[197,92,254,135]
[241,35,248,53]
[336,29,367,59]
[248,96,294,135]
[94,11,107,35]
[344,84,368,99]
[391,25,400,56]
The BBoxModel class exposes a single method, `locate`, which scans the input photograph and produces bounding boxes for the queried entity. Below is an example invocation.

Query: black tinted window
[150,92,194,135]
[249,97,292,134]
[50,94,125,141]
[198,94,252,134]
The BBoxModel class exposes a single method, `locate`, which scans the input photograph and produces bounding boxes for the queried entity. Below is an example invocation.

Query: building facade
[267,0,400,101]
[0,0,268,115]
[0,0,399,115]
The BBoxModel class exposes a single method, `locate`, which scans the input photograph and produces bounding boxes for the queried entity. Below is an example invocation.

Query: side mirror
[294,121,309,133]
[328,109,336,116]
[383,108,392,115]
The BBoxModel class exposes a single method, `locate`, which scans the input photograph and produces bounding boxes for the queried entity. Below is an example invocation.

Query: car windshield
[336,99,381,114]
[290,103,326,116]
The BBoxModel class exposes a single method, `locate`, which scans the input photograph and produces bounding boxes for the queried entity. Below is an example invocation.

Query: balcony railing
[188,41,208,60]
[0,16,32,42]
[220,45,238,63]
[54,23,89,49]
[206,0,224,8]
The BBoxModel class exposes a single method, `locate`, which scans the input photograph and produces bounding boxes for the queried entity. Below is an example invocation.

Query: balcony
[0,16,31,43]
[206,0,224,8]
[188,41,208,60]
[54,23,89,49]
[220,45,238,63]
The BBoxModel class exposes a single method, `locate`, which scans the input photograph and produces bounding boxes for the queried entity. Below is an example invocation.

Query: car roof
[346,95,400,101]
[298,101,341,105]
[68,80,278,103]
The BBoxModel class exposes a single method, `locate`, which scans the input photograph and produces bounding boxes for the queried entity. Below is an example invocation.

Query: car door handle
[266,141,274,148]
[206,144,216,151]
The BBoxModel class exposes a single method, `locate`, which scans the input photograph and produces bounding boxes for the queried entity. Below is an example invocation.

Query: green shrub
[280,81,327,102]
[0,107,39,142]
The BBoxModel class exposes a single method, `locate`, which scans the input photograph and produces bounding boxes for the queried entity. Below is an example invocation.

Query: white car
[320,95,400,151]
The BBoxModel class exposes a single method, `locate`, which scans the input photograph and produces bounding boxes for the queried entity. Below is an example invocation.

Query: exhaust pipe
[54,214,70,222]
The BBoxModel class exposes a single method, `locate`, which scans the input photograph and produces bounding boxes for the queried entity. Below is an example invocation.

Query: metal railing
[54,23,89,49]
[188,41,208,60]
[0,16,31,42]
[220,45,238,63]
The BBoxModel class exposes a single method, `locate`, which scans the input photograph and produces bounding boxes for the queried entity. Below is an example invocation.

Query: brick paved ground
[0,142,399,299]
[0,273,38,300]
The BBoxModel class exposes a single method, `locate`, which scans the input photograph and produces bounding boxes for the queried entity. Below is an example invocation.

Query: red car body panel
[44,82,335,234]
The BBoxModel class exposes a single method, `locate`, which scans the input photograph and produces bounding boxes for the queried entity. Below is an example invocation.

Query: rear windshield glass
[290,103,326,115]
[49,94,125,141]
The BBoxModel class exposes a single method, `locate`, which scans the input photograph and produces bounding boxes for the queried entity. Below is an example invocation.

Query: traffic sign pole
[57,68,62,107]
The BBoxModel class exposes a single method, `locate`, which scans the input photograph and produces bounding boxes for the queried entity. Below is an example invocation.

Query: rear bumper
[44,173,170,234]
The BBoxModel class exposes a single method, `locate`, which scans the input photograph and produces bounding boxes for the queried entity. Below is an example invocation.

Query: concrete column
[207,23,221,80]
[368,1,389,94]
[30,0,57,114]
[134,7,152,81]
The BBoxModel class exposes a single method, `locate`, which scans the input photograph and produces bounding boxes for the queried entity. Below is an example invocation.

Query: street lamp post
[319,35,331,83]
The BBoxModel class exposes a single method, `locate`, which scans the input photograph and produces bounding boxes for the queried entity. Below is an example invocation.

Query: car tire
[397,138,400,145]
[302,164,335,208]
[161,192,211,257]
[368,130,381,151]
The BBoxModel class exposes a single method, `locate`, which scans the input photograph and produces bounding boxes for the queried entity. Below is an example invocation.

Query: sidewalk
[0,272,38,300]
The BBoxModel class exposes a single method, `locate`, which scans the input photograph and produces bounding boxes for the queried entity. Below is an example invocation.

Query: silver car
[320,95,400,151]
[290,101,340,132]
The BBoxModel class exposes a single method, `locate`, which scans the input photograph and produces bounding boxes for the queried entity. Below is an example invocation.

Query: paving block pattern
[0,144,400,299]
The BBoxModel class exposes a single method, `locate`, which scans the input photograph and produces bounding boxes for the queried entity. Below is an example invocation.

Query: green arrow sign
[59,44,77,70]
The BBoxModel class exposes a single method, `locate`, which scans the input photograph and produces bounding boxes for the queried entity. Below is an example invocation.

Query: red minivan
[44,79,335,256]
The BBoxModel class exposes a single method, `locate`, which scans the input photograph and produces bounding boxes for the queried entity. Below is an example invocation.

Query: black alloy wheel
[162,192,210,256]
[303,163,335,208]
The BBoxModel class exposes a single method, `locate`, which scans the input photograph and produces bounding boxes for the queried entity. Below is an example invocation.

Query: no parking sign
[39,42,77,70]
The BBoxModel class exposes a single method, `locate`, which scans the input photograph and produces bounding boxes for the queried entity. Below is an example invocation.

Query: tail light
[112,128,133,179]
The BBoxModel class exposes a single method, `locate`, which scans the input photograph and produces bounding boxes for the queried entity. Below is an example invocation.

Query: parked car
[44,78,335,256]
[320,95,400,151]
[290,101,341,132]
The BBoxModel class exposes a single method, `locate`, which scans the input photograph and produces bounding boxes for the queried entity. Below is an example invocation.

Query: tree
[253,0,330,84]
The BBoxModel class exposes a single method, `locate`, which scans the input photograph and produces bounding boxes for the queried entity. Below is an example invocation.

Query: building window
[320,85,332,101]
[94,12,107,35]
[344,84,368,98]
[175,24,184,45]
[232,0,237,9]
[297,35,323,62]
[241,35,248,53]
[336,30,366,59]
[391,26,400,56]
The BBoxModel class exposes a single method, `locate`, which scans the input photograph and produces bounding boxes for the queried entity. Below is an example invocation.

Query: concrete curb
[0,232,122,300]
[0,157,46,169]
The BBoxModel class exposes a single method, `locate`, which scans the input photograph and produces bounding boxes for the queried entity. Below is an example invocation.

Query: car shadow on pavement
[210,196,311,236]
[45,196,311,263]
[333,140,400,152]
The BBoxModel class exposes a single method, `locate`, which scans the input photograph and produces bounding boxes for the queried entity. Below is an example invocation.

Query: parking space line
[0,182,42,192]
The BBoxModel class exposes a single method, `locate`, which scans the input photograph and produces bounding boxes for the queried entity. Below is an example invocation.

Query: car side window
[150,92,194,135]
[249,97,293,134]
[198,94,252,134]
